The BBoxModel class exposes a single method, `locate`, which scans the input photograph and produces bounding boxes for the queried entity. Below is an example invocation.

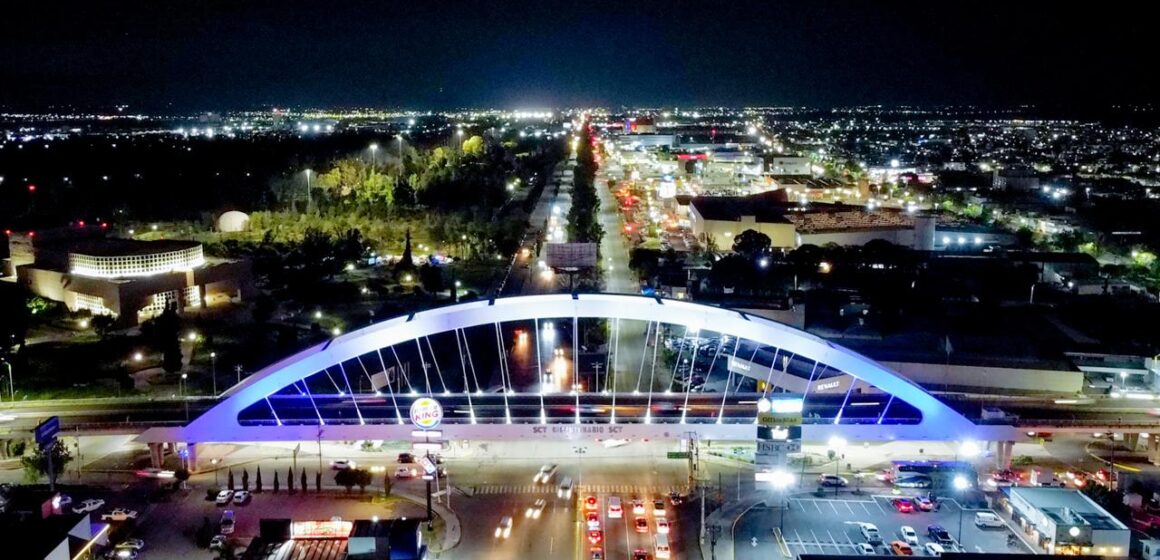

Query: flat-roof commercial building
[242,518,426,560]
[3,225,254,325]
[1001,487,1129,557]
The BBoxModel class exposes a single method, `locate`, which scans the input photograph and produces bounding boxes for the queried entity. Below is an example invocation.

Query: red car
[586,512,601,529]
[892,498,914,513]
[585,496,599,511]
[588,530,604,545]
[634,517,649,533]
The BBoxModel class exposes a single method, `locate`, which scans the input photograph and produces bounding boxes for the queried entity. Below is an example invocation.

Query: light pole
[210,352,217,396]
[211,458,220,487]
[574,445,588,489]
[180,373,189,421]
[397,135,404,164]
[769,470,794,532]
[954,475,970,550]
[304,169,313,212]
[1120,371,1129,392]
[0,358,12,401]
[369,143,379,167]
[828,436,847,496]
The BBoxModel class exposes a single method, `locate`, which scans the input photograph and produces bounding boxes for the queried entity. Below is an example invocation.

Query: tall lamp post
[769,470,795,532]
[304,169,313,212]
[0,358,12,401]
[954,475,970,550]
[828,436,847,496]
[574,445,588,489]
[369,143,379,167]
[210,352,217,396]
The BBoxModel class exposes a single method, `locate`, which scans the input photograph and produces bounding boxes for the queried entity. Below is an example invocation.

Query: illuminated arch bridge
[142,294,1006,445]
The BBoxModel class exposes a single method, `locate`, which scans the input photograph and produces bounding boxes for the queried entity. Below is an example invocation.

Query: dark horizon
[1,1,1156,112]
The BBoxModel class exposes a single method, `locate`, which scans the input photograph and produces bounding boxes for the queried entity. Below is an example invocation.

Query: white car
[134,468,175,479]
[115,539,145,551]
[395,466,418,478]
[331,459,356,470]
[525,499,547,519]
[924,542,946,556]
[855,543,876,555]
[631,499,646,515]
[859,523,881,543]
[216,490,234,505]
[495,516,513,539]
[656,518,671,534]
[557,477,574,498]
[533,464,558,484]
[102,508,139,522]
[232,490,252,504]
[73,498,105,514]
[900,526,918,545]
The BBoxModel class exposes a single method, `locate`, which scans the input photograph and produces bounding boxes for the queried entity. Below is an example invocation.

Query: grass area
[14,335,144,400]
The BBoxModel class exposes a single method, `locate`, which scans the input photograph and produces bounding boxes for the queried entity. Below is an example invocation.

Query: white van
[608,496,623,518]
[557,477,574,498]
[975,512,1004,528]
[655,533,670,558]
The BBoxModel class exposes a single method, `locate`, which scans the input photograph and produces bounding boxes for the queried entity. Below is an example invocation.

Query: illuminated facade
[3,226,252,325]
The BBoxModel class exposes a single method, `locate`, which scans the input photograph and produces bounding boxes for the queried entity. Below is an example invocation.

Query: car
[927,524,954,545]
[653,499,666,517]
[397,453,415,464]
[634,517,649,533]
[73,498,105,514]
[915,496,935,511]
[233,490,252,504]
[526,499,547,519]
[860,523,882,543]
[924,543,946,556]
[588,529,604,545]
[220,510,235,535]
[854,543,876,555]
[557,477,574,498]
[116,538,145,551]
[668,492,684,505]
[899,526,918,545]
[216,490,234,505]
[818,474,848,487]
[534,464,558,484]
[102,508,139,522]
[209,535,228,551]
[608,496,623,518]
[494,516,513,539]
[632,499,646,515]
[331,459,356,470]
[54,494,73,509]
[590,549,605,560]
[134,468,175,479]
[890,540,914,555]
[585,495,600,511]
[395,466,418,478]
[895,476,932,488]
[106,550,137,560]
[975,511,1005,528]
[632,550,651,560]
[586,512,601,529]
[656,519,670,534]
[892,498,914,513]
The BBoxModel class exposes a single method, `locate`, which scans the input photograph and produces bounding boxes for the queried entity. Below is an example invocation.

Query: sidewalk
[700,495,765,560]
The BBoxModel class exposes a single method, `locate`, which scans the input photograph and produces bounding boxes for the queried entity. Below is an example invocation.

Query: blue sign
[35,416,60,447]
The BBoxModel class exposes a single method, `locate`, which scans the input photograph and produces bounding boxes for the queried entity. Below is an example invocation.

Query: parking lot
[735,492,1034,558]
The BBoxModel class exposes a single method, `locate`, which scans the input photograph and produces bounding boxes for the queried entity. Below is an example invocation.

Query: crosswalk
[470,484,686,496]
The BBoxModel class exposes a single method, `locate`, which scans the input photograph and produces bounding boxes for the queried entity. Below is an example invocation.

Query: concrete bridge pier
[994,440,1015,469]
[1147,436,1160,466]
[184,442,200,473]
[1123,433,1140,452]
[148,442,164,468]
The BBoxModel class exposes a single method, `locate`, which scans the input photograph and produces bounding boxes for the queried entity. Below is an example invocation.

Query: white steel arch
[142,294,995,444]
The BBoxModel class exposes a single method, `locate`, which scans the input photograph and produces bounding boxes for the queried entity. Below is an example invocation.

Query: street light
[768,470,795,532]
[574,446,588,490]
[211,458,221,486]
[1120,371,1128,391]
[210,352,218,396]
[828,436,847,495]
[369,142,379,167]
[958,440,981,461]
[304,169,313,211]
[954,475,970,549]
[0,358,12,401]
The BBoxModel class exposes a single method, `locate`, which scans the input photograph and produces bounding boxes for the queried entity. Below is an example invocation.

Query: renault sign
[409,398,443,430]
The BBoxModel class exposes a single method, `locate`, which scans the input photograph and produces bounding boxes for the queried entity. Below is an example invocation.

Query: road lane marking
[828,501,840,515]
[874,498,888,514]
[860,502,874,516]
[814,501,824,515]
[844,501,855,515]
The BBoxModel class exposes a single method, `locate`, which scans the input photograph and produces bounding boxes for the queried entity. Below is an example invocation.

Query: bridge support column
[1147,436,1160,466]
[148,443,164,468]
[994,441,1015,469]
[184,443,200,473]
[1124,433,1140,452]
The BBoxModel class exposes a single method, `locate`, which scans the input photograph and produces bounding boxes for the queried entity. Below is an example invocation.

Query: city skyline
[2,1,1156,111]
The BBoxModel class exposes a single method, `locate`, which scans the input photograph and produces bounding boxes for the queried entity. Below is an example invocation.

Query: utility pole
[235,365,243,385]
[592,363,602,393]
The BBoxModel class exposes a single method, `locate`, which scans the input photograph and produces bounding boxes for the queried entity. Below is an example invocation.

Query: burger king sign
[409,397,443,430]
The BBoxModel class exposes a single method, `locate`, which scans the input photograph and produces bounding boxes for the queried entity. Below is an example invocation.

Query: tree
[20,439,73,484]
[300,469,308,493]
[461,135,486,157]
[273,470,280,493]
[241,468,250,491]
[383,471,393,496]
[335,469,357,493]
[396,229,416,273]
[731,229,771,258]
[227,469,235,491]
[418,263,444,294]
[353,469,372,493]
[315,471,322,492]
[255,466,263,493]
[152,303,184,373]
[287,467,295,493]
[91,314,116,339]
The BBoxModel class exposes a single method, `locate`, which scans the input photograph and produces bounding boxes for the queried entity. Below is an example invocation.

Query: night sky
[1,1,1154,111]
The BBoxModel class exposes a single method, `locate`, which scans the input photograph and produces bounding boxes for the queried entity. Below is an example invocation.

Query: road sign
[34,416,60,447]
[667,451,691,459]
[417,455,437,475]
[409,398,443,430]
